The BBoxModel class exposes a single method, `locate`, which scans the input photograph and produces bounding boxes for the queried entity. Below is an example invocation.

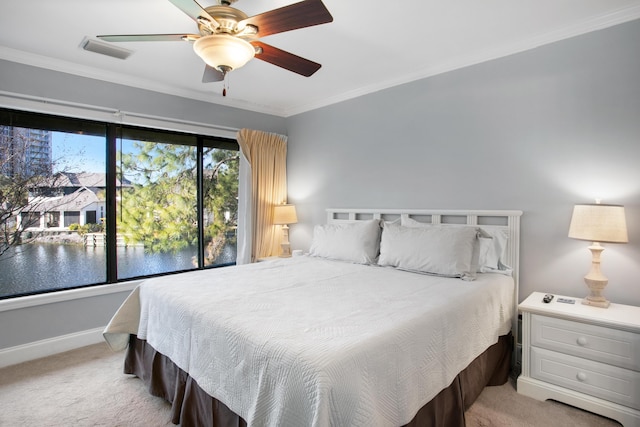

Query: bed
[104,208,522,427]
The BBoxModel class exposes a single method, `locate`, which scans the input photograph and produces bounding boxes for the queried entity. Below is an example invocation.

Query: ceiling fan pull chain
[223,73,229,97]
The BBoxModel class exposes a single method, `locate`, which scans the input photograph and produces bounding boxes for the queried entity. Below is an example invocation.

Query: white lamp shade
[273,204,297,225]
[193,35,255,71]
[568,204,628,243]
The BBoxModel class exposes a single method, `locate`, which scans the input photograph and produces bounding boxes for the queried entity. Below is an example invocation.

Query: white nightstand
[517,291,640,426]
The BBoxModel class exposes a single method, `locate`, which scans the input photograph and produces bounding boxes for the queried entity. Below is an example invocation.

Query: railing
[83,233,141,247]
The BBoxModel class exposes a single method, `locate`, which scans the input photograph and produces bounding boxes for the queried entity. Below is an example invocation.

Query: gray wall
[0,61,286,351]
[285,19,640,307]
[0,291,132,349]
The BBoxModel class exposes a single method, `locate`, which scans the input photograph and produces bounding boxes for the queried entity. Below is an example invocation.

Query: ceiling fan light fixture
[193,34,255,72]
[236,24,258,36]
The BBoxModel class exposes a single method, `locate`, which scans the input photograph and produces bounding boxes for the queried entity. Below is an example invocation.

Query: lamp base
[279,225,292,257]
[279,242,292,258]
[582,243,610,309]
[582,296,610,308]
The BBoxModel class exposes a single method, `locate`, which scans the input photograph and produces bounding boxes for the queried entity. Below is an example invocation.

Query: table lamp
[568,203,628,308]
[274,204,297,257]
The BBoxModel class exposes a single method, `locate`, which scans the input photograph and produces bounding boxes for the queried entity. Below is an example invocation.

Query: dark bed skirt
[124,333,512,427]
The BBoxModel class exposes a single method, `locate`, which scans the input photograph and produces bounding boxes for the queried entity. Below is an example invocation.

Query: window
[0,108,238,299]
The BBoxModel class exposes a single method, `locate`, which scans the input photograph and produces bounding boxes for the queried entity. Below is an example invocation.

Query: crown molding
[0,46,287,117]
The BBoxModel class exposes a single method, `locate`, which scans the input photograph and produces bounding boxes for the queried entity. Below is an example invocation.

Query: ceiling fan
[97,0,333,87]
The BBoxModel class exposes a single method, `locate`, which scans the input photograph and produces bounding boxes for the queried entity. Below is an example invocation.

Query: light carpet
[0,343,621,426]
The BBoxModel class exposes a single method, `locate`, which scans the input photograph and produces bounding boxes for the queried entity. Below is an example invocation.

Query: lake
[0,243,236,298]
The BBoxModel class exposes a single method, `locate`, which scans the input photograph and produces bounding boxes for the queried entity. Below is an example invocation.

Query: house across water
[18,172,131,231]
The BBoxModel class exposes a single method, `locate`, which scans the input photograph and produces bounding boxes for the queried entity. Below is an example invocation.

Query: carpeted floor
[0,343,622,426]
[465,378,621,427]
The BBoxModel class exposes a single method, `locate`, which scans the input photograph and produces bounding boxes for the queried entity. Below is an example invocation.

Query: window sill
[0,281,142,313]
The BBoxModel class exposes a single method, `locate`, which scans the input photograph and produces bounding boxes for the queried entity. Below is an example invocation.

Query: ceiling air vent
[80,37,132,60]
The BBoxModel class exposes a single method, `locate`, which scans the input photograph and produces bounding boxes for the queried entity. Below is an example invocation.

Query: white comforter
[104,256,513,427]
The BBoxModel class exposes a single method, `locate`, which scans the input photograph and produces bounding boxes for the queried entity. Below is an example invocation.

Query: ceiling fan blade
[240,0,333,38]
[168,0,219,29]
[202,65,224,83]
[251,41,321,77]
[97,34,199,42]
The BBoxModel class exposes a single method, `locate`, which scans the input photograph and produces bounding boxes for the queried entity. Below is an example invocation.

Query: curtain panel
[236,129,288,263]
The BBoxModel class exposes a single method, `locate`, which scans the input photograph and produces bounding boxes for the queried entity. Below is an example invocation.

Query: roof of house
[25,187,101,212]
[31,172,132,189]
[56,172,131,188]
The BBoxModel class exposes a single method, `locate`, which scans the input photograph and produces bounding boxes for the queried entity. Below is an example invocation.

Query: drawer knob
[576,372,588,382]
[576,336,588,346]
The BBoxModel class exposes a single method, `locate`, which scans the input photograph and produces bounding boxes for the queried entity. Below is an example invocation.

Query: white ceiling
[1,1,640,117]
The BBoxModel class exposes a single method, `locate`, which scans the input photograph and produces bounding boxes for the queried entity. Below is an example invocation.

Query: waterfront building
[18,172,131,230]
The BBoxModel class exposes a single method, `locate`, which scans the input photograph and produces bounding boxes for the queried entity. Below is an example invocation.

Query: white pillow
[478,228,510,274]
[401,217,510,274]
[309,219,381,264]
[378,223,479,280]
[401,217,483,274]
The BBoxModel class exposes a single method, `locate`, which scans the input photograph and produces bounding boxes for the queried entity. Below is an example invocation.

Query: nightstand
[517,292,640,426]
[256,256,280,262]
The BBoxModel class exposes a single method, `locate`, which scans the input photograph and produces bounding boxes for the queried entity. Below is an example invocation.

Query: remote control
[557,297,575,304]
[542,294,554,303]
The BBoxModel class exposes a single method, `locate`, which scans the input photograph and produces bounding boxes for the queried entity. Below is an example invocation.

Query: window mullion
[197,140,205,269]
[105,124,118,282]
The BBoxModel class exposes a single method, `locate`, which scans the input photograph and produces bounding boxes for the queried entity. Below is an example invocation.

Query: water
[0,243,237,298]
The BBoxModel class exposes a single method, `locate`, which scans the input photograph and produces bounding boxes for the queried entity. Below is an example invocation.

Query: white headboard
[326,208,523,337]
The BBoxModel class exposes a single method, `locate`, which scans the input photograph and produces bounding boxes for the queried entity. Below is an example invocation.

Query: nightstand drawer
[531,314,640,371]
[531,347,640,410]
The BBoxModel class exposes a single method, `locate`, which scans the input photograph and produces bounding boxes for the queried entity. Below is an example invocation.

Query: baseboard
[0,326,105,368]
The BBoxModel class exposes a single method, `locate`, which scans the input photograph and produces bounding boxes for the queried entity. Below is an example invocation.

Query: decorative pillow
[378,223,479,280]
[309,219,381,264]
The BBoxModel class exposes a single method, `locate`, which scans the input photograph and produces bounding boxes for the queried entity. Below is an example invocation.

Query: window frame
[0,107,239,300]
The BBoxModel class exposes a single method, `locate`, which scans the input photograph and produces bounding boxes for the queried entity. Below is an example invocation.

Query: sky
[49,131,223,184]
[49,131,198,184]
[51,132,106,174]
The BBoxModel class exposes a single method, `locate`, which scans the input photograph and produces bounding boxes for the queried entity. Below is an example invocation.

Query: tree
[117,140,238,265]
[0,130,69,258]
[202,148,239,265]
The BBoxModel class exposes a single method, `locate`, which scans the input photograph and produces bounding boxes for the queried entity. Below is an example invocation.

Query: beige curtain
[237,129,288,262]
